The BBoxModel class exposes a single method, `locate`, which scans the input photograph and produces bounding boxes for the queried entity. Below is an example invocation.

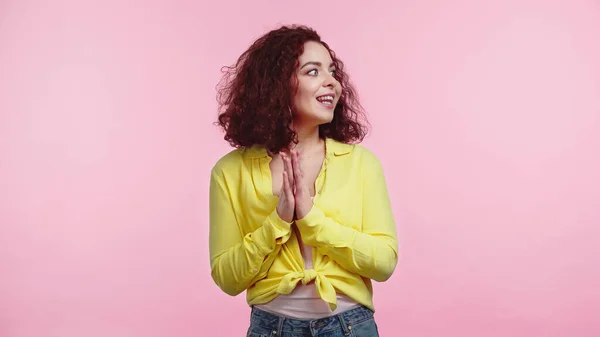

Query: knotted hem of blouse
[275,268,338,311]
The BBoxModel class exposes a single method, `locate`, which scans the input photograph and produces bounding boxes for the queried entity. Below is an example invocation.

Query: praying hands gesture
[276,151,313,223]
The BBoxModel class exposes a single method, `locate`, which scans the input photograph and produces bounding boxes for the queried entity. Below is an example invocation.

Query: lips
[316,94,335,108]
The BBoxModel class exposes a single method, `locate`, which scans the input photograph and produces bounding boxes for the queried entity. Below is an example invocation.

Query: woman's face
[291,41,342,127]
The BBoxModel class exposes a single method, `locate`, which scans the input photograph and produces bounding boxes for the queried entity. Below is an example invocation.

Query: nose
[323,72,337,88]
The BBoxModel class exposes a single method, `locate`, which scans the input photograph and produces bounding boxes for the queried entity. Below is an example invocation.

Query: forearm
[296,206,398,282]
[210,210,292,295]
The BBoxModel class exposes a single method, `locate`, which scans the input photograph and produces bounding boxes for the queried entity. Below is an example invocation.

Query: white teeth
[317,95,334,102]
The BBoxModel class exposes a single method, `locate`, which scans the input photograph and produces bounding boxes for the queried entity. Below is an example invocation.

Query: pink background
[1,0,599,336]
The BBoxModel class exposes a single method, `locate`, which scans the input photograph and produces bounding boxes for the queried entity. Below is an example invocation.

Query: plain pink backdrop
[1,0,599,336]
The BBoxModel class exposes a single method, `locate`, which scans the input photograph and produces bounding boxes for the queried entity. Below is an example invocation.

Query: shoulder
[210,144,268,175]
[210,148,245,176]
[332,139,380,163]
[327,138,384,173]
[349,143,385,175]
[352,144,380,161]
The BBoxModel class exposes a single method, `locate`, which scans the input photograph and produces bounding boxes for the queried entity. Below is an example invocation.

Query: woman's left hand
[291,150,313,220]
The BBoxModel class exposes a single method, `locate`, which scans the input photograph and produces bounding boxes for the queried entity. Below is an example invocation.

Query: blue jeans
[246,305,380,337]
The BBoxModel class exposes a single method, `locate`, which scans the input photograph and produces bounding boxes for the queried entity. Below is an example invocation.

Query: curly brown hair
[216,25,369,153]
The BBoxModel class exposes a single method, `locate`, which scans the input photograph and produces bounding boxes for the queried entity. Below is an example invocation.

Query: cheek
[292,90,313,112]
[335,87,343,103]
[293,80,320,110]
[298,88,316,104]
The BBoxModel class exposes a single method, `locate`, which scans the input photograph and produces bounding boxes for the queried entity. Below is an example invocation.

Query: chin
[296,106,335,125]
[322,115,335,124]
[312,113,334,125]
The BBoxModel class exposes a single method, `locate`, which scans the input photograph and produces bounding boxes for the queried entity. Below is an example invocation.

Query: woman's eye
[307,69,336,77]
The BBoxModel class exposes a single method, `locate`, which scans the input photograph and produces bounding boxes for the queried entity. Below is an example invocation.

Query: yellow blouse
[209,137,398,312]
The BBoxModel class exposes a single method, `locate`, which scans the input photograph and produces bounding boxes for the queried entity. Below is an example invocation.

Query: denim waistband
[250,305,374,335]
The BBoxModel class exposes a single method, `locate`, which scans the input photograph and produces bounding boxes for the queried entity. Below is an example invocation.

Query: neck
[289,124,322,154]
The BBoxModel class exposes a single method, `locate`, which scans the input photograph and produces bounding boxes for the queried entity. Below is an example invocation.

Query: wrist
[296,202,313,221]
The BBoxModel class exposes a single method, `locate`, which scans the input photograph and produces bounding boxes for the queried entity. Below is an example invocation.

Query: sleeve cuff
[295,206,328,246]
[296,205,326,227]
[253,209,293,254]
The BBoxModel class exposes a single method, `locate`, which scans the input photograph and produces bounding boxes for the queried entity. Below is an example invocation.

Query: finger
[292,151,302,182]
[282,153,294,187]
[281,170,288,197]
[297,151,303,179]
[292,155,304,196]
[282,171,294,200]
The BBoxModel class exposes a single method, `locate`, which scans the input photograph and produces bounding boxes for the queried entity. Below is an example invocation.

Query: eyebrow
[300,61,335,69]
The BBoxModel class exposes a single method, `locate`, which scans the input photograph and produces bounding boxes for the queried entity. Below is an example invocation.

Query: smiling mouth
[316,94,335,108]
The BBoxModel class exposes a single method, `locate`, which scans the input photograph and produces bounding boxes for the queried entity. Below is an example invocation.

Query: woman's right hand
[276,152,295,223]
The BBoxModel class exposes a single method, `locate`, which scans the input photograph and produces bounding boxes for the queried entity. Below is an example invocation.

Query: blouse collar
[244,137,354,159]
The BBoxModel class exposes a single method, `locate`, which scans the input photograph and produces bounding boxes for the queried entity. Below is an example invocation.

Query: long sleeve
[209,168,292,296]
[295,151,398,282]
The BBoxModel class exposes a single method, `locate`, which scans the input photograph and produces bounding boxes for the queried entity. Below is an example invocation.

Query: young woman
[209,25,398,337]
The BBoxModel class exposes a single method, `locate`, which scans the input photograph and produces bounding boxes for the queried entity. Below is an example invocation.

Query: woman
[209,25,398,337]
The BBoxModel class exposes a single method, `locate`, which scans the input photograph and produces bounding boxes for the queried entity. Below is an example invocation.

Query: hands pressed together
[276,150,314,223]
